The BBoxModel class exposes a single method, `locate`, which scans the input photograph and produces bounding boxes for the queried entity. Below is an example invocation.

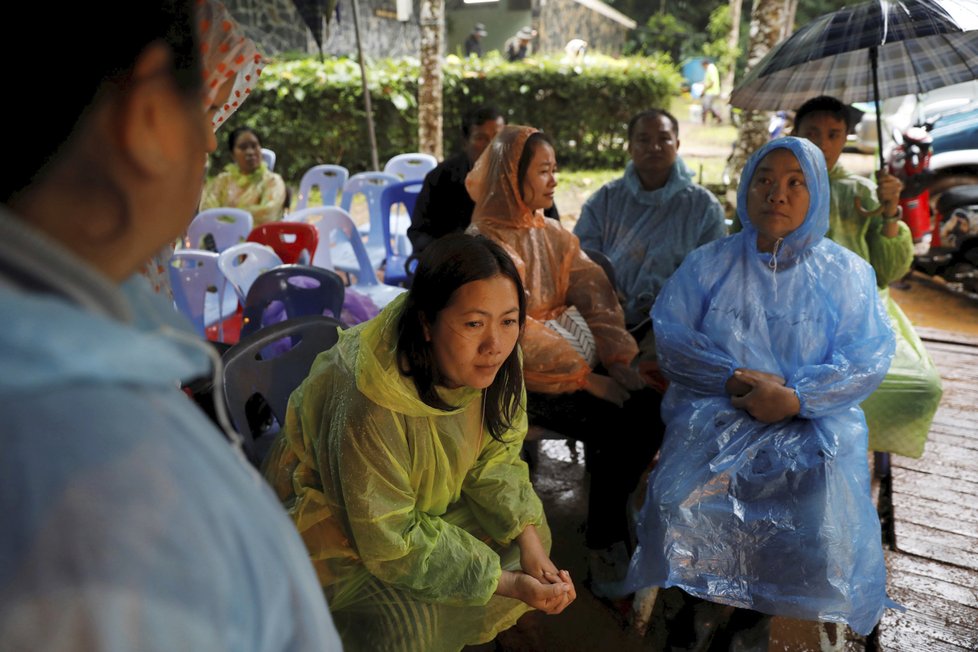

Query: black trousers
[526,386,664,549]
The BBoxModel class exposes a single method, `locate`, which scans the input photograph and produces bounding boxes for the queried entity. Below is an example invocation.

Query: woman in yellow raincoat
[466,125,662,587]
[263,233,575,651]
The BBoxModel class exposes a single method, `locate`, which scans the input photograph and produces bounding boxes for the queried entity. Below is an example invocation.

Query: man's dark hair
[794,96,854,132]
[628,109,680,140]
[461,106,503,140]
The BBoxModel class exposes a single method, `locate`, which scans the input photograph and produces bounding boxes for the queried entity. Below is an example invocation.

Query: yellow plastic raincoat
[466,125,638,394]
[263,294,549,651]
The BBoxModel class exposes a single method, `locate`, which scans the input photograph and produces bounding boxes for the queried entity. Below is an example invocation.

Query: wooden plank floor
[878,327,978,652]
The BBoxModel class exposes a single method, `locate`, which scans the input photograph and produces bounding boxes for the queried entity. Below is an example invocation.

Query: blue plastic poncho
[622,137,897,635]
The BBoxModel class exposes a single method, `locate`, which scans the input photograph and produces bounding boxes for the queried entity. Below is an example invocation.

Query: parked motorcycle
[887,123,935,256]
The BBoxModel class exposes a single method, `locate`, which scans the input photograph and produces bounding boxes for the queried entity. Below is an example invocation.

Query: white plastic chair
[186,207,253,253]
[383,152,437,181]
[295,164,350,210]
[340,172,400,273]
[217,242,283,305]
[261,147,276,172]
[287,206,406,309]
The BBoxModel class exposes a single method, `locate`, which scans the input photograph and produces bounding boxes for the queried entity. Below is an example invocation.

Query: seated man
[408,105,558,256]
[573,108,726,366]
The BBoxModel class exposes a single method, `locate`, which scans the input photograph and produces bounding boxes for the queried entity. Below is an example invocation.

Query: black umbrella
[730,0,978,167]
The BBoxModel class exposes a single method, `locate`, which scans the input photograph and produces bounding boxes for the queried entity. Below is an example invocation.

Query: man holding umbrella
[793,95,943,472]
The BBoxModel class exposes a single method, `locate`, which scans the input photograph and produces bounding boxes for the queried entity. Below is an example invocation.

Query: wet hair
[228,126,261,154]
[793,96,853,132]
[397,233,526,442]
[4,0,200,203]
[517,131,555,202]
[461,105,503,140]
[627,109,680,140]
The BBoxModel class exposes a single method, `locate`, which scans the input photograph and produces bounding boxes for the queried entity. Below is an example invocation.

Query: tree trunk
[724,0,742,98]
[418,0,444,160]
[725,0,789,198]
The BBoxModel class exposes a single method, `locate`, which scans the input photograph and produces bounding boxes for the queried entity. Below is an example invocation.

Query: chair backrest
[217,242,283,304]
[261,147,276,172]
[295,164,350,210]
[339,172,401,265]
[221,314,344,467]
[383,152,438,181]
[240,264,346,338]
[288,206,379,285]
[187,207,254,252]
[247,222,318,265]
[380,180,424,284]
[582,247,617,293]
[168,249,238,337]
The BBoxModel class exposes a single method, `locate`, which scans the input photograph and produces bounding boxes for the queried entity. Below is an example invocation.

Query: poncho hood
[351,293,482,418]
[735,137,830,267]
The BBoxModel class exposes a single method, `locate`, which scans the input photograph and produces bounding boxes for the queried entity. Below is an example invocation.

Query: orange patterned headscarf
[195,0,263,131]
[466,125,549,230]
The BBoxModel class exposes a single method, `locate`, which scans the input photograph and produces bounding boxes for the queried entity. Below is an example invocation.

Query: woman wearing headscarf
[465,125,662,586]
[0,0,341,648]
[141,0,264,297]
[621,137,896,640]
[263,234,575,651]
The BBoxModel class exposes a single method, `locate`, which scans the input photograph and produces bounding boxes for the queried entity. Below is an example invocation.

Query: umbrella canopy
[731,0,978,111]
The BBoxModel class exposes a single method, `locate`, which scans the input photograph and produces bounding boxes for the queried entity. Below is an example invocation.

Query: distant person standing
[700,58,722,125]
[464,23,488,57]
[505,27,536,62]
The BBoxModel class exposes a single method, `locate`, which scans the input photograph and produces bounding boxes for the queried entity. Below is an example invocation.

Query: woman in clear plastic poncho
[622,137,896,636]
[263,233,576,652]
[465,125,663,573]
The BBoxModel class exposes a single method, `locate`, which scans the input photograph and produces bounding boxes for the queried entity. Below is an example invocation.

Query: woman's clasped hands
[726,368,801,423]
[495,525,576,614]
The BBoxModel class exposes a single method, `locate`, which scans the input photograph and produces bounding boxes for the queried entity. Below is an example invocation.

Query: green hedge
[216,51,681,185]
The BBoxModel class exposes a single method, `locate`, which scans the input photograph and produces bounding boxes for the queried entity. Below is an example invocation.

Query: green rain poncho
[263,295,549,651]
[827,165,943,458]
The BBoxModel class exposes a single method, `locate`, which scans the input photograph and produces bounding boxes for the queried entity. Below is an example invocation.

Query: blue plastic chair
[217,242,283,305]
[261,147,276,172]
[239,264,346,339]
[379,180,424,285]
[168,249,239,340]
[290,206,406,309]
[221,314,344,467]
[186,207,253,252]
[340,172,400,274]
[383,152,437,181]
[295,164,350,210]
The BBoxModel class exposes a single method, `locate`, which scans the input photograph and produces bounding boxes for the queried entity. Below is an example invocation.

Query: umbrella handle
[870,47,885,170]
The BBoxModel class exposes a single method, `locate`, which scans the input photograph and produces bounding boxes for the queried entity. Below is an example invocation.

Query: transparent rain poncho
[465,125,637,394]
[262,294,549,651]
[622,137,897,635]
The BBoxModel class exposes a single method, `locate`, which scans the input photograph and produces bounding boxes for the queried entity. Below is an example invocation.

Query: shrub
[217,51,681,184]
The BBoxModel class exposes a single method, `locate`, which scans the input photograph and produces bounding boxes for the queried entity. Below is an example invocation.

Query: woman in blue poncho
[623,137,896,639]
